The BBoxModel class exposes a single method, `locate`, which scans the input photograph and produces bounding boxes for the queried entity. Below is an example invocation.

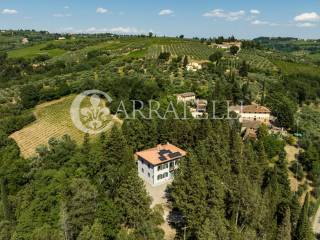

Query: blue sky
[0,0,319,39]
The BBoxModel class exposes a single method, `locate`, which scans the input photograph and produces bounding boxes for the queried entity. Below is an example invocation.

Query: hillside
[0,30,320,240]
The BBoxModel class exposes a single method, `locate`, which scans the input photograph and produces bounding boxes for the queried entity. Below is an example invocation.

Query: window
[164,172,168,178]
[141,168,144,173]
[158,165,161,171]
[148,173,150,178]
[164,163,168,169]
[157,174,162,180]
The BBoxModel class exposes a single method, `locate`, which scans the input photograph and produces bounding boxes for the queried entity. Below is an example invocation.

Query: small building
[214,41,242,50]
[135,143,187,186]
[58,37,66,40]
[21,37,29,44]
[176,92,196,103]
[190,99,208,118]
[196,99,207,113]
[186,62,202,72]
[230,104,271,124]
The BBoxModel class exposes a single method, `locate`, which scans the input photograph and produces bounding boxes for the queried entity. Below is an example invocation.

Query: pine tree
[77,226,91,240]
[90,220,104,240]
[98,126,133,196]
[197,219,216,240]
[171,155,208,235]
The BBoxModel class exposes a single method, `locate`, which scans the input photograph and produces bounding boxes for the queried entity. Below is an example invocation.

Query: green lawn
[8,42,66,59]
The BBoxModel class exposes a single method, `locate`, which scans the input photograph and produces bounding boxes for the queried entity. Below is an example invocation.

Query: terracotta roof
[242,105,271,113]
[136,143,187,165]
[177,92,196,98]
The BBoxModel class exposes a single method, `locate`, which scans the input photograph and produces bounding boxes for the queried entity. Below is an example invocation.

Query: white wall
[138,158,154,185]
[177,96,195,103]
[138,158,181,186]
[240,113,270,123]
[153,160,179,186]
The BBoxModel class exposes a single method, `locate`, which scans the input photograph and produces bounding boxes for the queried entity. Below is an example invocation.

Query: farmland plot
[10,95,117,158]
[146,43,215,60]
[238,50,278,73]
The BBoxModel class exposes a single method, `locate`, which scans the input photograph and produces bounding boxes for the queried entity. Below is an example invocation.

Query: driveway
[144,181,176,240]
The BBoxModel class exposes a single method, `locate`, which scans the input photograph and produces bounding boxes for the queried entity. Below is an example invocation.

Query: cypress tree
[81,133,90,154]
[295,193,314,240]
[183,55,189,67]
[1,177,11,221]
[276,207,292,240]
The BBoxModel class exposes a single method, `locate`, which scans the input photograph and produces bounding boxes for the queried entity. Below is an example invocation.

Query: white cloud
[158,9,174,16]
[2,9,18,15]
[250,9,260,15]
[109,27,140,34]
[64,6,69,9]
[251,19,280,26]
[296,22,317,28]
[251,20,269,25]
[85,26,147,34]
[294,12,320,22]
[96,7,108,14]
[203,9,245,21]
[53,13,71,17]
[61,27,74,31]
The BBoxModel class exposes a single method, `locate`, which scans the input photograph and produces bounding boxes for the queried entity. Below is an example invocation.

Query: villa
[135,143,187,186]
[230,104,271,124]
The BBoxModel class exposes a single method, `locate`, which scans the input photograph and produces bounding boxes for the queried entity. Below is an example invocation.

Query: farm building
[186,62,202,72]
[214,41,242,50]
[176,92,196,103]
[21,37,29,44]
[135,143,187,186]
[190,99,208,118]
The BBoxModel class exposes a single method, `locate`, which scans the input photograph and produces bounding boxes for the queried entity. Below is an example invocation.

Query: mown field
[10,95,116,158]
